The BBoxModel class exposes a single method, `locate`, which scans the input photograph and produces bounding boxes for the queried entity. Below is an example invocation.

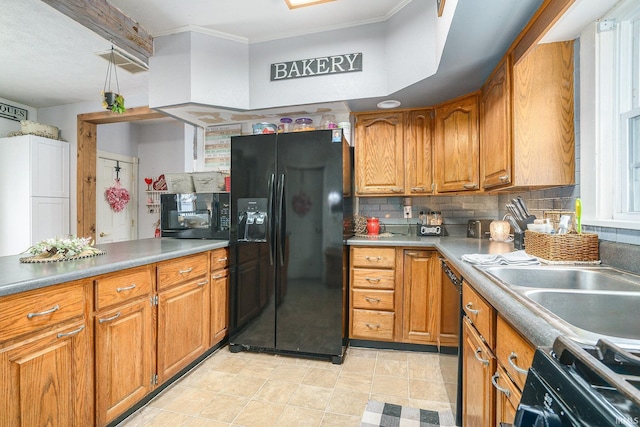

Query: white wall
[149,2,444,111]
[0,97,37,137]
[136,120,186,238]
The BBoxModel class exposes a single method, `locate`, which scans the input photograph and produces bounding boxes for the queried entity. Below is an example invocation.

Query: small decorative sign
[271,52,362,81]
[0,102,27,122]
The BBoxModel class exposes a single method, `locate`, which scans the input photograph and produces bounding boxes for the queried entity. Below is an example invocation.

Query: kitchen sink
[481,266,640,292]
[522,289,640,342]
[475,265,640,349]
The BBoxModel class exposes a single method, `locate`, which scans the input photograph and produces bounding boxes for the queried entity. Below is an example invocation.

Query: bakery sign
[0,102,28,122]
[271,52,362,81]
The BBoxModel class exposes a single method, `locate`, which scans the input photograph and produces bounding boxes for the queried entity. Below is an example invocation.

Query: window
[581,0,640,230]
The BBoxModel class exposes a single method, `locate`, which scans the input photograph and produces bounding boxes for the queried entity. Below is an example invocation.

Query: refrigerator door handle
[277,173,286,267]
[267,173,275,266]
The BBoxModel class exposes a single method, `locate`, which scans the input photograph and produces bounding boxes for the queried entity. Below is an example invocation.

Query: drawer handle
[411,187,425,192]
[116,283,137,292]
[98,311,122,324]
[212,273,224,279]
[365,323,381,329]
[216,257,228,262]
[474,348,489,366]
[465,302,480,315]
[365,277,381,283]
[463,183,478,189]
[364,256,382,262]
[365,296,381,303]
[57,325,85,339]
[27,304,60,319]
[179,268,193,274]
[491,372,511,397]
[197,280,208,287]
[499,174,509,182]
[508,352,529,375]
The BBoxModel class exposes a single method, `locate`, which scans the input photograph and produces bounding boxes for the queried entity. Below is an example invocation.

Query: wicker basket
[524,230,599,262]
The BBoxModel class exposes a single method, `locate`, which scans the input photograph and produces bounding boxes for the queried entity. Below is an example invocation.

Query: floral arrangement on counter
[20,236,105,263]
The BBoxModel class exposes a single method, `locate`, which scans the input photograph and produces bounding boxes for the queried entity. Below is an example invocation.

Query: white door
[97,152,138,243]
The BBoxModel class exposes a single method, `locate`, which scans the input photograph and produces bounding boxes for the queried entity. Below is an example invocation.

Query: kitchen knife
[511,199,527,220]
[516,196,530,217]
[575,198,582,234]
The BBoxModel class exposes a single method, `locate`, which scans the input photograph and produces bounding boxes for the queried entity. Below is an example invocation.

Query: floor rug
[360,400,454,427]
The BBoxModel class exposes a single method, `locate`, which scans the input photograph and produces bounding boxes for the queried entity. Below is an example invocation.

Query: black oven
[514,335,640,427]
[160,192,230,239]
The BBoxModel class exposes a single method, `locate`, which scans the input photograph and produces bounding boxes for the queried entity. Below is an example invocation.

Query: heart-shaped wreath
[105,179,130,212]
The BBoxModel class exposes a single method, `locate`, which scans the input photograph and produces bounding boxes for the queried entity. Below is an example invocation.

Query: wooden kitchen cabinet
[156,253,210,383]
[510,41,574,189]
[353,109,434,196]
[462,280,497,427]
[350,247,398,341]
[211,248,230,346]
[435,92,480,193]
[462,316,496,427]
[402,250,440,344]
[354,111,405,195]
[94,266,154,426]
[0,280,92,427]
[480,56,512,189]
[496,315,535,391]
[493,365,522,427]
[405,109,435,195]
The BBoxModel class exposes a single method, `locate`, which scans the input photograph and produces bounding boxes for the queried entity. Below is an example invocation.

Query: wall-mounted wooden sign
[0,103,27,122]
[271,52,362,81]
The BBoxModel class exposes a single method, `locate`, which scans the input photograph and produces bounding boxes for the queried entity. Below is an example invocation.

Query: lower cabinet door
[462,317,496,427]
[157,279,210,383]
[211,268,229,346]
[493,365,522,427]
[0,320,92,427]
[402,250,440,344]
[95,299,154,426]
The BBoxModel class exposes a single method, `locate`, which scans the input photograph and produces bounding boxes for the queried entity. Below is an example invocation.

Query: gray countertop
[348,235,566,348]
[0,238,227,297]
[0,234,568,348]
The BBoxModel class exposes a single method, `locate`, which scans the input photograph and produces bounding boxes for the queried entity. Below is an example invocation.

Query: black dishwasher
[441,259,462,426]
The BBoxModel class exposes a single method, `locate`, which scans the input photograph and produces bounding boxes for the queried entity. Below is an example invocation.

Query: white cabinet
[0,135,70,256]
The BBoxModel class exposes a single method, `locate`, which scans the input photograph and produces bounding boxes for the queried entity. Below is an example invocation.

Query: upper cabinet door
[30,136,70,198]
[512,41,575,188]
[481,57,512,189]
[354,112,405,195]
[435,93,480,193]
[405,109,434,195]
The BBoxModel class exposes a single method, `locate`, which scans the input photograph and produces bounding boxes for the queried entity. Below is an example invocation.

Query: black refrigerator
[228,129,351,364]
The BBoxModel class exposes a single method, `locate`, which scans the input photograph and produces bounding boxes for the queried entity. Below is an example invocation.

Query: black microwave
[160,193,230,239]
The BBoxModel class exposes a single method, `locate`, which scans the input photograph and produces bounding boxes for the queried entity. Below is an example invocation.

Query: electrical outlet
[403,206,412,218]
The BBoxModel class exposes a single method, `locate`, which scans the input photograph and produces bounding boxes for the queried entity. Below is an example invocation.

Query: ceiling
[0,0,611,116]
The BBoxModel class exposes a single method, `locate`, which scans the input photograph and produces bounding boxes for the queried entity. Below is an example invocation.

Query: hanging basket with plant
[102,45,126,114]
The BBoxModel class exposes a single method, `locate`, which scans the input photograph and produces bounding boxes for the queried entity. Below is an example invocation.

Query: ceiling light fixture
[377,100,401,109]
[285,0,336,9]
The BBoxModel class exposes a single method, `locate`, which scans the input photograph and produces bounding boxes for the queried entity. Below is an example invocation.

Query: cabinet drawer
[0,282,85,342]
[496,315,535,391]
[352,269,395,290]
[210,248,229,271]
[352,247,395,268]
[351,309,394,341]
[462,280,495,348]
[352,289,394,311]
[157,253,208,290]
[95,265,153,311]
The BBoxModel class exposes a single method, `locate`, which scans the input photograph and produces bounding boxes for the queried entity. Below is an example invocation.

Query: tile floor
[117,345,458,427]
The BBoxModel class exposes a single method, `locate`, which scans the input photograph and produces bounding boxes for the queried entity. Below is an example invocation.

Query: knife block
[514,231,526,250]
